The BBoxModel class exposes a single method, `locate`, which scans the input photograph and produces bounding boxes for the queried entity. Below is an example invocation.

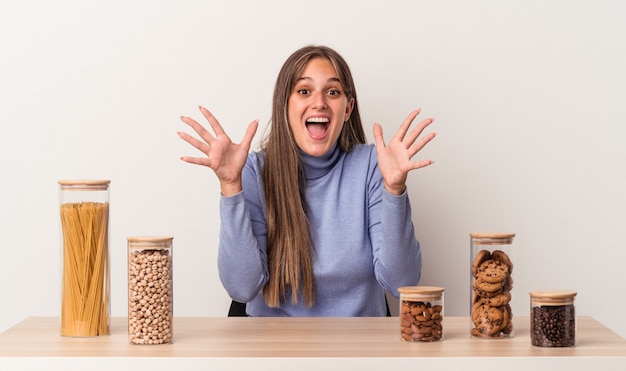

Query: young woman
[178,45,436,316]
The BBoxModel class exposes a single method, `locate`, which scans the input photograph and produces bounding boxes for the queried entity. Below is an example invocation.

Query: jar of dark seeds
[529,290,577,347]
[128,236,174,345]
[398,286,444,342]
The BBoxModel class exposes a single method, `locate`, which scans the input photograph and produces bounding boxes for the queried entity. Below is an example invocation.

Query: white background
[1,0,625,339]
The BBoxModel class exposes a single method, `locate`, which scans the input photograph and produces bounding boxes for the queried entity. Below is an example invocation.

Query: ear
[345,97,355,121]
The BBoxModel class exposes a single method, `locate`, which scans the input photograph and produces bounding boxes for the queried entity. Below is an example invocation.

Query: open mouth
[305,117,330,139]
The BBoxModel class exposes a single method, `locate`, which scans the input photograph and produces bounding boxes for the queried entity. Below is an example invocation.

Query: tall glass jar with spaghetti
[470,232,515,339]
[58,180,110,337]
[127,236,174,345]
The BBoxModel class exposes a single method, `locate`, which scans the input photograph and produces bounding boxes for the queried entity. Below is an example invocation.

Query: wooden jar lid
[128,236,173,250]
[58,179,110,190]
[470,232,516,244]
[398,286,444,300]
[529,290,577,305]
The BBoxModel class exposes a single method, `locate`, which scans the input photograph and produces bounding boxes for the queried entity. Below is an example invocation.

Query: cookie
[499,304,511,333]
[472,327,507,338]
[503,303,512,320]
[504,274,514,291]
[472,327,499,338]
[473,278,504,293]
[502,305,513,334]
[502,319,514,335]
[476,259,509,283]
[479,291,511,307]
[472,250,491,277]
[471,302,484,323]
[472,304,506,336]
[492,250,513,274]
[477,287,504,298]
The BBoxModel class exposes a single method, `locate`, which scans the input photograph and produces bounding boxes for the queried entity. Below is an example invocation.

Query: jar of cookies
[529,290,577,347]
[58,180,111,337]
[128,236,174,345]
[470,232,515,338]
[399,286,444,342]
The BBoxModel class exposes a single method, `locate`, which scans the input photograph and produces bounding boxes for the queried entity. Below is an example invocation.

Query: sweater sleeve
[368,150,422,298]
[217,154,269,303]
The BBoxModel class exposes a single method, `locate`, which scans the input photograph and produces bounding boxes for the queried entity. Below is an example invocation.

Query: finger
[394,109,421,141]
[372,123,386,150]
[177,131,210,155]
[240,120,259,150]
[179,155,211,167]
[410,159,435,170]
[408,131,437,157]
[404,117,435,146]
[180,115,216,145]
[199,106,227,137]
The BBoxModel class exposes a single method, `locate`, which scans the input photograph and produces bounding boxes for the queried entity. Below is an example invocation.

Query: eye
[297,88,310,95]
[327,89,342,97]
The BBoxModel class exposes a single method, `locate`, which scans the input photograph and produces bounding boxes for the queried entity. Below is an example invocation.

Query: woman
[178,45,436,316]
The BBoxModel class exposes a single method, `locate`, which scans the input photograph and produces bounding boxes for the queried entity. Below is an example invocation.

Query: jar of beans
[470,232,515,339]
[529,290,577,347]
[127,236,174,345]
[398,286,444,342]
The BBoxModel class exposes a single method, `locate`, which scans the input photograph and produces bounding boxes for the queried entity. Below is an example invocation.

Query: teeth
[306,117,329,123]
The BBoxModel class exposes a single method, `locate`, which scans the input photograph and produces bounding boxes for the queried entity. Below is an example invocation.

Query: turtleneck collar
[300,143,341,180]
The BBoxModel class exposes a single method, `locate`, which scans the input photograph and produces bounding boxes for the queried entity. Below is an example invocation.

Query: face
[288,57,354,157]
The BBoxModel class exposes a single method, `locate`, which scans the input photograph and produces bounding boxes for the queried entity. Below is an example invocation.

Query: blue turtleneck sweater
[218,143,421,316]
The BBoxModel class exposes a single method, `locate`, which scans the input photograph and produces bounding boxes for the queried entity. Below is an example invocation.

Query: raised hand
[178,106,258,196]
[373,109,436,195]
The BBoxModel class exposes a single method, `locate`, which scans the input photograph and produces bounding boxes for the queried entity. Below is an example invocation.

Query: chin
[302,144,332,157]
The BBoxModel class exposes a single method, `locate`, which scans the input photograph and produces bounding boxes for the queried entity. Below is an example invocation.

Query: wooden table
[1,316,625,370]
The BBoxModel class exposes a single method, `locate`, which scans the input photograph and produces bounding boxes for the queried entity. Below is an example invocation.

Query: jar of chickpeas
[127,236,174,345]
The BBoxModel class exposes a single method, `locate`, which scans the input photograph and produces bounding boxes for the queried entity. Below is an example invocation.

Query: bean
[531,305,575,347]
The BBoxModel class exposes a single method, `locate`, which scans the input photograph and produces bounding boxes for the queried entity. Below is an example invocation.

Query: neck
[300,143,340,180]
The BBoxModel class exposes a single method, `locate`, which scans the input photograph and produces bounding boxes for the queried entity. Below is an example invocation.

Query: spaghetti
[60,201,110,336]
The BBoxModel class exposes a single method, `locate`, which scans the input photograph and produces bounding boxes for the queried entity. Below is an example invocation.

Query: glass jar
[529,290,577,347]
[470,232,515,338]
[128,236,174,345]
[398,286,444,342]
[58,180,111,337]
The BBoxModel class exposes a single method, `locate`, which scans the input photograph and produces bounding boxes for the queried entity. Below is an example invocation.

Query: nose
[311,91,327,109]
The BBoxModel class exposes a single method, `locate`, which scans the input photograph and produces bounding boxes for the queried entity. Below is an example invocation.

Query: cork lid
[529,290,577,305]
[398,286,444,300]
[58,179,110,190]
[128,236,173,250]
[470,232,515,245]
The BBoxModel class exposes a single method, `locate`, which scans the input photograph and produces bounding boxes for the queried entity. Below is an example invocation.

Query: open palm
[373,109,436,195]
[178,106,258,196]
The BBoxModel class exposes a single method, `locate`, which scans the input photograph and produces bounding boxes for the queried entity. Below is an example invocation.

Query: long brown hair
[261,45,366,307]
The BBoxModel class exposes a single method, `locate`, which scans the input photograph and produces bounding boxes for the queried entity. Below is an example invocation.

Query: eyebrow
[296,76,342,83]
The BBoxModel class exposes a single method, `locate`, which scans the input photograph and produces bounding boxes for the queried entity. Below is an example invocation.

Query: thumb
[373,123,386,149]
[240,120,259,150]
